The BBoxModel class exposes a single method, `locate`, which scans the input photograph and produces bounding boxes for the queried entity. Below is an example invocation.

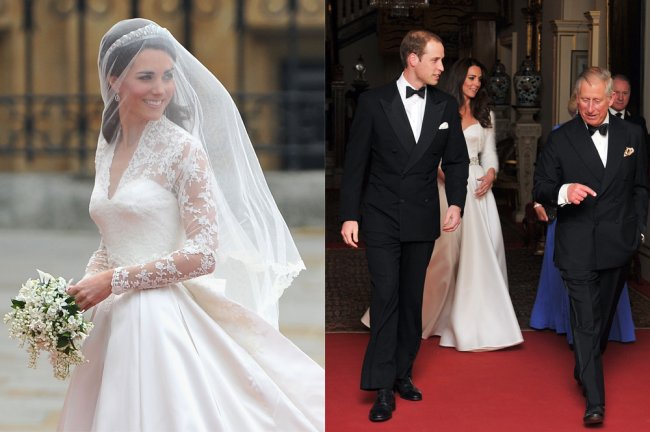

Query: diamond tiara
[104,24,171,60]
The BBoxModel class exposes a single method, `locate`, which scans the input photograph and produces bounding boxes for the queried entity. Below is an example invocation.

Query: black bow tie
[406,86,426,99]
[587,123,608,136]
[615,112,623,118]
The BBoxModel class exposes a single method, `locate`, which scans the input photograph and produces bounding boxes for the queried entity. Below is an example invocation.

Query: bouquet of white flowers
[4,270,93,380]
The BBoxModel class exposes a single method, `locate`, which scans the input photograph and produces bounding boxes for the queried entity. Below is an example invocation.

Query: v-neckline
[107,143,135,200]
[462,122,480,132]
[106,123,151,200]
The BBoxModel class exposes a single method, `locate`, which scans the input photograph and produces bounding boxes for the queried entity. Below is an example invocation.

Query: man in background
[610,74,648,140]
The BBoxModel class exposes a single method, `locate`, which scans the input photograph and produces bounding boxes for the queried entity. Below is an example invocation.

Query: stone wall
[0,171,324,231]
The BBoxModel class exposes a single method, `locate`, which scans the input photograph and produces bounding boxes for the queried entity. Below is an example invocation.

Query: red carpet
[326,330,650,431]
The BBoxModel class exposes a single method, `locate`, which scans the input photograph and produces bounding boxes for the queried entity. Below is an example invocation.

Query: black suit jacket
[622,110,648,137]
[533,115,649,270]
[340,82,469,242]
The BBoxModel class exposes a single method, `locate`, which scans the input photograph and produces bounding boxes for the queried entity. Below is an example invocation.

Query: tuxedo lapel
[380,87,416,154]
[403,88,446,173]
[566,119,605,182]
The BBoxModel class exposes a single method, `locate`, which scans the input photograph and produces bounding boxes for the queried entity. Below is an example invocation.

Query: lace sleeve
[110,142,218,294]
[85,240,110,276]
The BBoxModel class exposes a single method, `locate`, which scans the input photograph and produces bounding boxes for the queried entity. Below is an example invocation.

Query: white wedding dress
[57,118,324,431]
[421,117,523,351]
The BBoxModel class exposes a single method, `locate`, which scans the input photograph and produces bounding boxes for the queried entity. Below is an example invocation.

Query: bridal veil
[97,18,304,328]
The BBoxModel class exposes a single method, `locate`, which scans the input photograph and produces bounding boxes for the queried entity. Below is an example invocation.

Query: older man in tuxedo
[340,30,469,422]
[609,74,649,138]
[534,67,648,426]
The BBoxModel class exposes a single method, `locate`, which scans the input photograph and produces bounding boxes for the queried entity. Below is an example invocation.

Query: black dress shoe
[394,378,422,401]
[369,389,395,422]
[583,406,604,426]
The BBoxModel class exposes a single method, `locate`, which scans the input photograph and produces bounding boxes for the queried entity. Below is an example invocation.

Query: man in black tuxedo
[339,30,469,422]
[609,74,649,139]
[534,67,648,426]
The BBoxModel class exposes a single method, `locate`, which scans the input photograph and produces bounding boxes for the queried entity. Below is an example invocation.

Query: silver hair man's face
[577,77,613,127]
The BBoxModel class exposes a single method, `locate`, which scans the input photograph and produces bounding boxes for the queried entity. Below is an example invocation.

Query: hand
[442,205,462,232]
[533,203,548,222]
[341,221,359,248]
[567,183,597,205]
[67,270,114,311]
[475,169,495,197]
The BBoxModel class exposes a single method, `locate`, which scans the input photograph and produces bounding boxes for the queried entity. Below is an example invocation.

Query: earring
[114,94,120,102]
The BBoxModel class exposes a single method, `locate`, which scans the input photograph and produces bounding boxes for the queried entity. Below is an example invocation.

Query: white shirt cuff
[558,184,571,206]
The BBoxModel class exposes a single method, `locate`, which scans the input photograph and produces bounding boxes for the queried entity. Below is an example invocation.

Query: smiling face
[112,48,176,127]
[577,77,613,127]
[461,65,482,101]
[410,39,445,87]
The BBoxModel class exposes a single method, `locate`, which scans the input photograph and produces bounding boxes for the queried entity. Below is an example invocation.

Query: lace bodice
[463,112,498,173]
[86,117,218,294]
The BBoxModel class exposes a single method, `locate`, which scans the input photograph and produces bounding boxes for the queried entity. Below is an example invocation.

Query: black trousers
[360,230,435,391]
[560,266,627,409]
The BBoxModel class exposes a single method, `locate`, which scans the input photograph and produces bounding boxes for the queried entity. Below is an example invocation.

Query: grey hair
[573,67,613,98]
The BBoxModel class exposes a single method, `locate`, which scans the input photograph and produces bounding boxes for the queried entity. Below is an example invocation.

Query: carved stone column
[550,20,589,126]
[492,105,512,143]
[584,11,602,67]
[513,107,541,221]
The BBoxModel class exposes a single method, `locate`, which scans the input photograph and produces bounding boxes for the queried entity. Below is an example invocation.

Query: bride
[59,18,323,431]
[421,58,523,351]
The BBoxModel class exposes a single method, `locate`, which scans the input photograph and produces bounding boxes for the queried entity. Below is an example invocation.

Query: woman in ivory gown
[59,19,323,431]
[420,58,523,351]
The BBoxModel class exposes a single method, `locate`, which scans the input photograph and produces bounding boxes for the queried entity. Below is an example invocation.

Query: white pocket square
[439,122,449,130]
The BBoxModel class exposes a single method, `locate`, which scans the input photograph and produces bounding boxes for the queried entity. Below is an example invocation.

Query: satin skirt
[421,174,523,351]
[57,278,324,431]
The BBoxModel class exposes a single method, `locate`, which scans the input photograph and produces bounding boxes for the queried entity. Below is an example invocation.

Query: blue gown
[529,219,636,343]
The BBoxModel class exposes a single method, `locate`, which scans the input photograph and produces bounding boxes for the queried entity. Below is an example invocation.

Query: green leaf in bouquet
[57,333,71,349]
[63,303,80,315]
[11,299,26,309]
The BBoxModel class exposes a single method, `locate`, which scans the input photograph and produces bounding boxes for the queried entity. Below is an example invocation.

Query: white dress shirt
[558,113,611,205]
[396,73,426,142]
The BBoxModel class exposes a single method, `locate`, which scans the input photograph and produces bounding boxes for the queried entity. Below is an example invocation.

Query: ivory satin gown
[421,118,523,351]
[57,118,324,431]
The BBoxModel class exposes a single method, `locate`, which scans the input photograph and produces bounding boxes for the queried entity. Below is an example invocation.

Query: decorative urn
[513,57,541,107]
[488,59,510,105]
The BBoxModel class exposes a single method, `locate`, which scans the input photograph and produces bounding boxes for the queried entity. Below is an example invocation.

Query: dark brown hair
[442,57,492,128]
[99,20,184,142]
